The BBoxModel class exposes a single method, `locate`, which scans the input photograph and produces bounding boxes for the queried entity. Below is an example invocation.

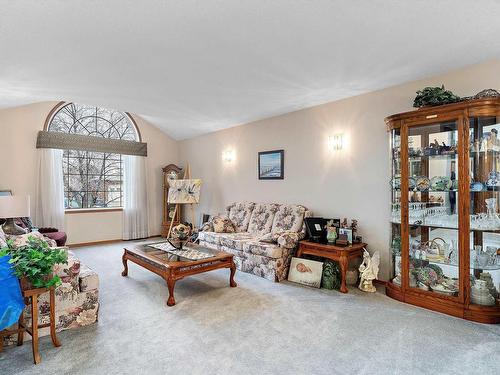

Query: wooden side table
[296,240,367,293]
[0,286,61,364]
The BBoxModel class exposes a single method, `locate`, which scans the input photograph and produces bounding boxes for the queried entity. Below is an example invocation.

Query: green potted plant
[0,236,68,289]
[413,85,461,108]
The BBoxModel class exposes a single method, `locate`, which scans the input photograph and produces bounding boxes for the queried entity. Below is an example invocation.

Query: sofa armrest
[53,250,81,289]
[277,231,299,249]
[200,221,214,232]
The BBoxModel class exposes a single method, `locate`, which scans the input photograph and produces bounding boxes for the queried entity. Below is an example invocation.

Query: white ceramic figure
[358,249,380,293]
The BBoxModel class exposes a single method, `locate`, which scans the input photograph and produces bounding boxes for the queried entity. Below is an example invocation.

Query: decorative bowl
[470,181,484,192]
[416,176,430,191]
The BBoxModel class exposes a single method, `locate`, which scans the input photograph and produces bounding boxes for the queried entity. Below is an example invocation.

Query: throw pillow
[277,231,299,249]
[212,216,236,233]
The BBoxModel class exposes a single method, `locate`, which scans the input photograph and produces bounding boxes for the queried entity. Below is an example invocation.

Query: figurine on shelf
[341,218,348,228]
[351,219,358,240]
[487,128,500,151]
[358,249,380,293]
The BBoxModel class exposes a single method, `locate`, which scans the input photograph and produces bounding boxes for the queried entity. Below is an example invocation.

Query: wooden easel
[166,164,198,239]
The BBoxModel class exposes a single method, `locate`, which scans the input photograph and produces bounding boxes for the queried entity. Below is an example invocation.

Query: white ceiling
[1,1,500,140]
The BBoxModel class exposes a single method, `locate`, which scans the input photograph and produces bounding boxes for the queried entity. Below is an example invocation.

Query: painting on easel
[168,179,201,204]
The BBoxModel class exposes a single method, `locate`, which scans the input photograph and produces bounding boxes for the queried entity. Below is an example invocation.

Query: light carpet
[1,240,499,375]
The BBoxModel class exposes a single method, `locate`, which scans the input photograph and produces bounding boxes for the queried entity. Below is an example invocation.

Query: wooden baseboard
[374,279,388,287]
[68,234,161,248]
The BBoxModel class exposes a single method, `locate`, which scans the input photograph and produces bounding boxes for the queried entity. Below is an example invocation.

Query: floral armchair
[1,231,99,347]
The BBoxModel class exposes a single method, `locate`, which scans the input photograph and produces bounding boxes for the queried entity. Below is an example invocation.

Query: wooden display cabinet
[386,98,500,324]
[161,164,183,237]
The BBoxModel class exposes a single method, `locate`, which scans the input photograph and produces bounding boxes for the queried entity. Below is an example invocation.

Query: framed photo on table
[258,150,284,180]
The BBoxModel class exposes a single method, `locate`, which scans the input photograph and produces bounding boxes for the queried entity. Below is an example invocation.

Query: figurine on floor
[358,249,380,293]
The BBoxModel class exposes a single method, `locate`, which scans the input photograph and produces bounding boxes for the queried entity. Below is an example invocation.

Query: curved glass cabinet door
[406,120,460,297]
[469,115,500,306]
[390,128,402,285]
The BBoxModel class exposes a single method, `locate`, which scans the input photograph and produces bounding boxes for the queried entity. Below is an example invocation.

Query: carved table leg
[17,310,24,346]
[339,255,349,294]
[49,288,61,347]
[166,277,176,307]
[30,296,41,364]
[121,252,128,277]
[229,261,237,287]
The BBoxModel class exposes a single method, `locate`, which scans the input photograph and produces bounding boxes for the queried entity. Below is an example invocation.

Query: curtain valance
[36,131,147,157]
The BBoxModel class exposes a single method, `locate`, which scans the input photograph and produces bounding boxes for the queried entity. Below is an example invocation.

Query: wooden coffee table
[121,242,237,306]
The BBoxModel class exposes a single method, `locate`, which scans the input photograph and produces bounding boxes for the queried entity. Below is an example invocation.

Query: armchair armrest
[38,227,59,233]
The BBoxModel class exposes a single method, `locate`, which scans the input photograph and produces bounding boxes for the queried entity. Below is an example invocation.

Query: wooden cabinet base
[386,282,500,324]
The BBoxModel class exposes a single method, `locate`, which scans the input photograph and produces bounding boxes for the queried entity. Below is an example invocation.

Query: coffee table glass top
[133,240,222,264]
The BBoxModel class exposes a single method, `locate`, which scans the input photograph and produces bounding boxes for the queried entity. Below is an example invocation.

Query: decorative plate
[390,177,401,190]
[430,176,452,191]
[408,177,416,190]
[416,176,430,191]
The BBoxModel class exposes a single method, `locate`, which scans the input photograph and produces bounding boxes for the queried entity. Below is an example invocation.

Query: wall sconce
[329,134,343,151]
[223,149,235,162]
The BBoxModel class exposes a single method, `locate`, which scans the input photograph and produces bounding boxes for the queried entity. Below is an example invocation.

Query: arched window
[47,102,139,209]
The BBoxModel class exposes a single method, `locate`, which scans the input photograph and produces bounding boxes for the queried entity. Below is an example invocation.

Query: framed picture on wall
[0,190,12,196]
[258,150,284,180]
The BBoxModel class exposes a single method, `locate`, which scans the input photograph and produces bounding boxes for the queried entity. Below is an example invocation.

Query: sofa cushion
[226,202,255,232]
[198,231,223,245]
[243,240,283,259]
[219,232,257,251]
[247,203,278,236]
[212,216,236,233]
[271,205,306,234]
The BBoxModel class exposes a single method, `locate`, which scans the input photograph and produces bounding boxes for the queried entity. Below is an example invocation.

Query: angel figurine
[358,249,380,293]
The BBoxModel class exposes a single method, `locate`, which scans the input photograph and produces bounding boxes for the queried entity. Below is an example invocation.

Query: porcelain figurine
[358,249,380,293]
[487,128,500,151]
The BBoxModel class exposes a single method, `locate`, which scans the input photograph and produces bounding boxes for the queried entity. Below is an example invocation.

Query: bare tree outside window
[48,103,138,209]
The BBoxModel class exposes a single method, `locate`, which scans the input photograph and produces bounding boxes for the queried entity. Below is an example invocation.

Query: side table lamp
[0,195,30,235]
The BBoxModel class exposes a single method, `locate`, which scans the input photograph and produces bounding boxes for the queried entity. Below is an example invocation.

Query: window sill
[65,208,123,214]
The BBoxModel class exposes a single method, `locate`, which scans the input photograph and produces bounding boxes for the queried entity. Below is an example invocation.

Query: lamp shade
[0,196,30,219]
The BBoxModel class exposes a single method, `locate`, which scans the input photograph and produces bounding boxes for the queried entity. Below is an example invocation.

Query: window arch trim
[43,101,142,142]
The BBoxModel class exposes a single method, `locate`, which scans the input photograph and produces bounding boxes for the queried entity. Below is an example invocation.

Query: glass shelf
[390,218,500,233]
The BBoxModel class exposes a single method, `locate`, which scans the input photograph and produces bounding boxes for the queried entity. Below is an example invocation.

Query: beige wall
[0,101,178,245]
[179,59,500,280]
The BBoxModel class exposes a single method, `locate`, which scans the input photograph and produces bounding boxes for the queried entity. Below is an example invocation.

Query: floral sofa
[198,202,311,281]
[1,230,99,346]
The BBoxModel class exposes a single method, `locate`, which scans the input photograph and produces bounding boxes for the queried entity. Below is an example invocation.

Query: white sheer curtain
[34,148,65,230]
[122,155,149,240]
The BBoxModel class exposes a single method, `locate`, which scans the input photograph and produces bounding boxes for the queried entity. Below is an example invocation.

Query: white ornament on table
[358,249,380,293]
